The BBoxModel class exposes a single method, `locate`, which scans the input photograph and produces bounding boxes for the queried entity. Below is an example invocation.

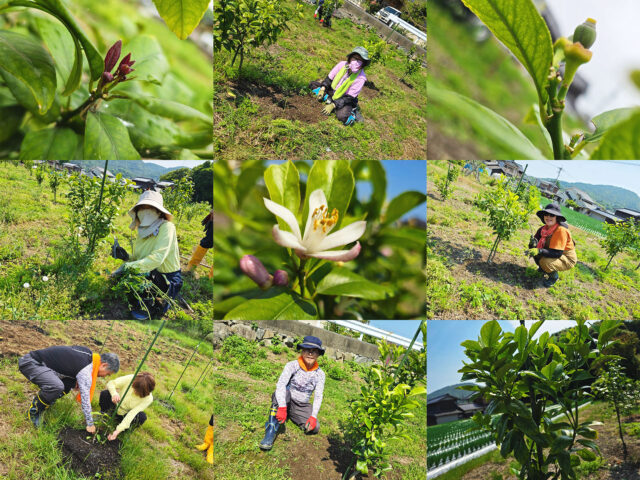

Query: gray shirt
[275,359,326,418]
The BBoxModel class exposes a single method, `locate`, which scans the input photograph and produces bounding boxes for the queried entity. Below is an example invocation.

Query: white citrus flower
[42,276,49,282]
[23,282,30,288]
[263,189,366,261]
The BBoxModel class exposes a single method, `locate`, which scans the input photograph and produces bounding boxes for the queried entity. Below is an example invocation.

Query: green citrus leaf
[315,267,394,300]
[303,160,354,231]
[584,108,638,144]
[84,111,141,159]
[20,127,79,160]
[383,191,425,226]
[590,110,640,159]
[429,84,545,159]
[151,0,210,40]
[460,0,553,106]
[130,94,212,125]
[123,35,170,84]
[0,30,56,114]
[224,288,318,320]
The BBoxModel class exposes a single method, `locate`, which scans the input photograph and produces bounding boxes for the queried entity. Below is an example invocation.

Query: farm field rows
[427,418,493,470]
[427,161,640,320]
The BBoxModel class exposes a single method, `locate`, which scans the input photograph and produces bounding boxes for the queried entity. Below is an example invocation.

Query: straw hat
[128,190,173,224]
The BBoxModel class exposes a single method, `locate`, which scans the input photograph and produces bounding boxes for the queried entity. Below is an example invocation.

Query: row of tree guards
[96,319,212,419]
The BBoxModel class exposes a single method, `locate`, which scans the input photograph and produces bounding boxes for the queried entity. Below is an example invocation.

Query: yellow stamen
[312,204,339,233]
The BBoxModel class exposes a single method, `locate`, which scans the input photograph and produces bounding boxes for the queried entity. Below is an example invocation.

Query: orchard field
[0,319,213,480]
[427,161,640,320]
[0,161,213,324]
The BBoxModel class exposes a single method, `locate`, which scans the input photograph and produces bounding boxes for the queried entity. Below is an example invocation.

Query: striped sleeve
[275,361,297,407]
[76,364,94,426]
[311,369,326,418]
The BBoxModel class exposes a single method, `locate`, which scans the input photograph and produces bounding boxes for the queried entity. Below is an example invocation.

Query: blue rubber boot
[27,395,48,428]
[543,271,559,288]
[259,406,280,451]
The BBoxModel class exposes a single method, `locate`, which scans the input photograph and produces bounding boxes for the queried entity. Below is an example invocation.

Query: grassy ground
[0,319,213,480]
[213,0,427,160]
[434,402,640,480]
[427,3,585,160]
[0,162,213,323]
[427,161,640,320]
[213,334,426,479]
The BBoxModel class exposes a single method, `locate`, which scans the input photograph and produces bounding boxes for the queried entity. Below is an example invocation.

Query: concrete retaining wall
[213,321,380,364]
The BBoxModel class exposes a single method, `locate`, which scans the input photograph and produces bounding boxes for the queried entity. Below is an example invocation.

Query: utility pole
[554,166,563,186]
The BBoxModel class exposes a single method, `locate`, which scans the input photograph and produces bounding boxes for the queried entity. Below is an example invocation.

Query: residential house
[132,177,157,191]
[61,163,82,174]
[427,383,486,426]
[615,208,640,224]
[583,207,623,224]
[156,181,175,190]
[537,180,559,199]
[483,161,524,179]
[87,166,116,181]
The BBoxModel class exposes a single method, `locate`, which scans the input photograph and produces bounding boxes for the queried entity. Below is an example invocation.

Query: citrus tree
[162,176,195,225]
[434,162,459,201]
[600,219,640,270]
[474,177,540,262]
[459,320,620,480]
[47,168,64,204]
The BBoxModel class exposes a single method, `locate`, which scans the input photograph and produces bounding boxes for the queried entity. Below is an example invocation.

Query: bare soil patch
[58,427,122,480]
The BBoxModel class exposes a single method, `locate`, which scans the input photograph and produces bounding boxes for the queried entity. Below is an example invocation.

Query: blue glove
[322,93,329,102]
[311,87,321,96]
[344,113,356,126]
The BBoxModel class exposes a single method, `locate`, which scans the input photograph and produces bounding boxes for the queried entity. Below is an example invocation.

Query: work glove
[110,263,128,278]
[322,93,329,102]
[322,103,336,115]
[304,416,317,433]
[111,238,129,261]
[201,209,213,226]
[344,113,356,126]
[312,86,325,100]
[275,407,287,423]
[528,236,537,249]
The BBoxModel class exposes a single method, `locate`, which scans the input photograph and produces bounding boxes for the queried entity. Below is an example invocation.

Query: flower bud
[563,42,593,65]
[104,40,122,73]
[573,18,596,49]
[239,255,273,289]
[273,270,289,286]
[102,72,114,83]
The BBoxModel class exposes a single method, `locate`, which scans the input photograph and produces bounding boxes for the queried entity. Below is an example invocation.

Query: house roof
[584,208,623,222]
[427,383,478,403]
[132,177,155,183]
[616,208,640,217]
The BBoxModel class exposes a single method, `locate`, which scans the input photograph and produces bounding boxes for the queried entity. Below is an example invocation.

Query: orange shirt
[549,226,575,251]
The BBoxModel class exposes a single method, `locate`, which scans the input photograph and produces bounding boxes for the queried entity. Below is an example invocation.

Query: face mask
[349,59,363,73]
[138,209,160,226]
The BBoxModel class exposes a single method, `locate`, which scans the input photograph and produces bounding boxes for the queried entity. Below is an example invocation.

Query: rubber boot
[543,271,559,288]
[186,245,208,272]
[27,394,48,428]
[196,425,213,464]
[259,406,280,451]
[208,265,213,279]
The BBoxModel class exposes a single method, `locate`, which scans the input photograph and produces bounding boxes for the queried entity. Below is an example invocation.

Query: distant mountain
[69,161,183,181]
[540,179,640,212]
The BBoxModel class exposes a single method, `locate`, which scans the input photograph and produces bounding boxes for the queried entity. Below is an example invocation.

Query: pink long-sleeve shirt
[328,61,366,98]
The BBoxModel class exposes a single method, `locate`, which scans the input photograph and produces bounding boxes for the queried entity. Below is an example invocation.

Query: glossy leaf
[430,84,545,159]
[480,320,501,347]
[224,288,318,320]
[84,111,141,160]
[460,0,553,106]
[0,105,23,142]
[20,127,79,160]
[123,35,170,83]
[264,161,300,233]
[0,30,56,114]
[583,107,636,143]
[514,325,528,353]
[131,94,212,125]
[383,191,425,226]
[315,267,394,300]
[151,0,210,40]
[303,160,354,230]
[590,110,640,159]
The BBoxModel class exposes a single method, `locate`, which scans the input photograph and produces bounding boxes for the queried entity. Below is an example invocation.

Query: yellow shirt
[107,374,153,432]
[127,221,180,273]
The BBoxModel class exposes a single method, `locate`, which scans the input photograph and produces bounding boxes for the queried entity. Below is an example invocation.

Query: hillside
[0,162,213,323]
[213,334,426,480]
[428,382,476,398]
[427,161,640,320]
[69,161,183,181]
[538,179,640,212]
[0,320,213,480]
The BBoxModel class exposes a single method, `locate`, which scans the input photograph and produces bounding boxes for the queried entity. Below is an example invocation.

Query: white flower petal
[272,225,306,251]
[302,189,328,243]
[316,221,366,252]
[263,198,302,241]
[306,242,362,261]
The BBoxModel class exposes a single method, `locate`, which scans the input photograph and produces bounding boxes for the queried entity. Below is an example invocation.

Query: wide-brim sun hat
[536,203,566,224]
[128,190,173,223]
[297,335,325,355]
[347,46,370,68]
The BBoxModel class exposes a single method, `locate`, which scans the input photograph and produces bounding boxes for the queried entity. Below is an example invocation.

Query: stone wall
[213,321,381,364]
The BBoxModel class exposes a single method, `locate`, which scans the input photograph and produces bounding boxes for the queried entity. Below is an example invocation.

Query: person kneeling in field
[195,414,213,464]
[19,346,119,430]
[112,190,182,320]
[99,371,155,441]
[528,203,577,288]
[259,336,326,451]
[309,47,370,126]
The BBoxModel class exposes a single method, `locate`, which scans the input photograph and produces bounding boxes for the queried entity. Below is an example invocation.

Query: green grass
[214,0,426,160]
[0,162,212,325]
[0,320,213,480]
[214,335,426,480]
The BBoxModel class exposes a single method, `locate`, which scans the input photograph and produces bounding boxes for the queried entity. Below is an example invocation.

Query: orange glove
[276,407,287,423]
[304,416,317,432]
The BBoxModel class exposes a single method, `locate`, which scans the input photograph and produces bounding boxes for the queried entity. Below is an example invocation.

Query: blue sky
[515,161,640,198]
[427,320,583,394]
[370,320,424,346]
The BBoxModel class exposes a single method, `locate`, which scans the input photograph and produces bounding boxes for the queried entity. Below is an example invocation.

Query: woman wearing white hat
[113,190,182,319]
